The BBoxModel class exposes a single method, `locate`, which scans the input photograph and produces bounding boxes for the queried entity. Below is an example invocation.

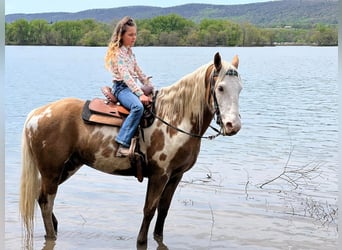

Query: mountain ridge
[5,0,338,27]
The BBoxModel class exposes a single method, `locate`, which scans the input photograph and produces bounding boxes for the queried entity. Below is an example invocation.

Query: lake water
[5,46,338,249]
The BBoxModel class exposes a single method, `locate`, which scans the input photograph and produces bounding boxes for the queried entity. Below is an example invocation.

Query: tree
[5,15,338,47]
[78,20,111,46]
[185,29,201,46]
[29,19,50,45]
[52,21,84,45]
[144,14,195,46]
[225,21,242,46]
[136,28,155,46]
[311,24,338,46]
[199,19,242,46]
[5,22,15,44]
[80,30,108,46]
[149,14,194,34]
[240,22,260,46]
[11,19,30,44]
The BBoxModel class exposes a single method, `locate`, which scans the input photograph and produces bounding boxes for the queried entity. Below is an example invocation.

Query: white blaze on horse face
[26,107,53,133]
[215,69,242,136]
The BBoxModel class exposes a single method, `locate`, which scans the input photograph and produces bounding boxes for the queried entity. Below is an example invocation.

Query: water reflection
[22,237,56,250]
[35,236,169,250]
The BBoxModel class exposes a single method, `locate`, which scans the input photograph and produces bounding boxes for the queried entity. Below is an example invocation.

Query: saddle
[82,85,155,182]
[82,85,155,128]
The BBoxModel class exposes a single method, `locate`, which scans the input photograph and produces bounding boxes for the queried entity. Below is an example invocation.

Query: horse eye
[218,86,224,92]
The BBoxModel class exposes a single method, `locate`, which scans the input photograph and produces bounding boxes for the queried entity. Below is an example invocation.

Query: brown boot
[116,145,130,157]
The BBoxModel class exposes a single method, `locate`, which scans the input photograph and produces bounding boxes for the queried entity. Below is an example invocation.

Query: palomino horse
[20,52,242,247]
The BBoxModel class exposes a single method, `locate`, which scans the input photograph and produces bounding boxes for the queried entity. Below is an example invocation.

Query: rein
[149,67,228,140]
[151,105,223,140]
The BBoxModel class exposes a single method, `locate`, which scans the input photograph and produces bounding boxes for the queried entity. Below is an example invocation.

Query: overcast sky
[6,0,272,14]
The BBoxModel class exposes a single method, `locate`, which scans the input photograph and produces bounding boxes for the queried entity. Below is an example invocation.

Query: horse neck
[155,64,214,136]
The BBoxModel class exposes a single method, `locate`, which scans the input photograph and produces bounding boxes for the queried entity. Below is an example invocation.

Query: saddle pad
[82,100,124,127]
[89,98,129,117]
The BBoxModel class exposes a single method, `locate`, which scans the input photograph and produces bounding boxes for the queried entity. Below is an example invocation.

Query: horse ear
[232,55,239,69]
[214,52,222,72]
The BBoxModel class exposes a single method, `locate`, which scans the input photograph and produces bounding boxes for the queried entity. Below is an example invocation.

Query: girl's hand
[139,94,151,105]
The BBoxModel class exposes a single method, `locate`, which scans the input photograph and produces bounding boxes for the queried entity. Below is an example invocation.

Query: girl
[105,16,152,157]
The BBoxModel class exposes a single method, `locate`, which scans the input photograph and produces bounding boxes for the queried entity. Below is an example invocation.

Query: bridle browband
[150,64,239,140]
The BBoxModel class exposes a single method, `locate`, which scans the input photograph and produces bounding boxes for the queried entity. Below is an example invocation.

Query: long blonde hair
[104,16,136,70]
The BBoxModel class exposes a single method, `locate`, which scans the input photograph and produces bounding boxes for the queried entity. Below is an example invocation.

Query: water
[5,46,338,249]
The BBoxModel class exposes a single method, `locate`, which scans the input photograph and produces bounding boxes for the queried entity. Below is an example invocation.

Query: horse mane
[156,63,210,126]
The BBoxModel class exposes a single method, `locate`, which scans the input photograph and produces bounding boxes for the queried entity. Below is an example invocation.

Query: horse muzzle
[221,117,241,136]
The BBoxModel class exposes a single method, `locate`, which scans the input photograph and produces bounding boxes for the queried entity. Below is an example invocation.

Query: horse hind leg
[38,154,83,240]
[40,154,83,239]
[38,178,59,240]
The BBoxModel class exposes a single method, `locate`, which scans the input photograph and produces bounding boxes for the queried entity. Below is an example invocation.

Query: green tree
[240,22,262,46]
[311,24,338,46]
[52,21,83,45]
[136,28,155,46]
[80,29,108,46]
[5,22,15,44]
[5,15,338,47]
[185,29,201,46]
[199,19,242,46]
[10,19,30,44]
[78,20,111,46]
[225,21,242,46]
[29,19,50,44]
[149,14,194,34]
[141,14,195,46]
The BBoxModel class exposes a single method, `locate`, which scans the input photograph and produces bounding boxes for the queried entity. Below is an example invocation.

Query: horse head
[212,53,242,136]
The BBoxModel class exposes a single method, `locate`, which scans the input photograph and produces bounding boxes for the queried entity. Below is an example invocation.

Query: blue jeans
[112,81,144,148]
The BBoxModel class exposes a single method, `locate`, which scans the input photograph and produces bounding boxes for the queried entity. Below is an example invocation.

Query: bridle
[150,64,239,140]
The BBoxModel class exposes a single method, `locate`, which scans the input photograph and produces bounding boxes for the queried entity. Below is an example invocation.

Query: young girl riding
[105,16,152,157]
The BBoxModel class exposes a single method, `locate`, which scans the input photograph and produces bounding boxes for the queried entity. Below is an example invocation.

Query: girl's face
[122,26,137,47]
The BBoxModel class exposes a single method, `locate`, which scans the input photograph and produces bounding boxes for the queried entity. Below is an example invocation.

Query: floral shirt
[110,46,148,97]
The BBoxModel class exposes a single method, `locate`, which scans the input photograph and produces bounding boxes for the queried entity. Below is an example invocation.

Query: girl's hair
[105,16,136,70]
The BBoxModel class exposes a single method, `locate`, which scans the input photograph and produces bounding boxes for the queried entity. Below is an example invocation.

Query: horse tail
[19,116,41,240]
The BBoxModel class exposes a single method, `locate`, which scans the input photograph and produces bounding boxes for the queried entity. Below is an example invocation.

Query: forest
[5,14,338,47]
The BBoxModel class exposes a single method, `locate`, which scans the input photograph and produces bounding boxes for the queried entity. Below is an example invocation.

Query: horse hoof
[136,239,147,249]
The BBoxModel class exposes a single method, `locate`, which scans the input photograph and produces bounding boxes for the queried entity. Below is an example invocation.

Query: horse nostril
[226,122,233,130]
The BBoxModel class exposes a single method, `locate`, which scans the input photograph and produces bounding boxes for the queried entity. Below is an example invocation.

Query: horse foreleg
[154,174,183,240]
[52,211,58,233]
[137,174,169,247]
[38,180,58,240]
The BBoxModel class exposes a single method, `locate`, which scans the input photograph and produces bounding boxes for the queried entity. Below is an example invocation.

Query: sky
[5,0,272,15]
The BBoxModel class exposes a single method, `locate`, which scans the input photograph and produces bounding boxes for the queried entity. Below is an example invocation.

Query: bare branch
[259,146,322,189]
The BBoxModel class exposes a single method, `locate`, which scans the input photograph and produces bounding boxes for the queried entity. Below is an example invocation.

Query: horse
[19,52,242,247]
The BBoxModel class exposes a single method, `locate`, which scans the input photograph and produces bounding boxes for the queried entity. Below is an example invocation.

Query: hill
[5,0,338,27]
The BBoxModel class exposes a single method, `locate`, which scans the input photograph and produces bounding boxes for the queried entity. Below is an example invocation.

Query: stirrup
[116,145,129,157]
[129,137,137,158]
